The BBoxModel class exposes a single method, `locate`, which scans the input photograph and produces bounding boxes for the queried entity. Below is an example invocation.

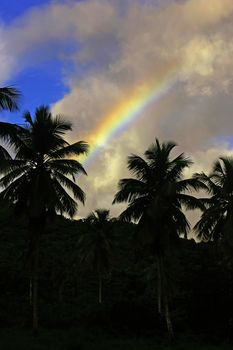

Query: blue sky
[2,60,69,122]
[0,1,48,21]
[0,1,71,122]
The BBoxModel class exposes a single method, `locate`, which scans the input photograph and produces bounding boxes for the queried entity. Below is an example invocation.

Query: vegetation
[0,106,88,332]
[0,211,232,347]
[113,139,205,338]
[0,86,21,111]
[0,85,21,160]
[194,157,233,244]
[80,209,114,304]
[0,94,233,348]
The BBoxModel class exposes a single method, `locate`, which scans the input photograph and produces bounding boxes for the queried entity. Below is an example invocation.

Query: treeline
[0,209,232,339]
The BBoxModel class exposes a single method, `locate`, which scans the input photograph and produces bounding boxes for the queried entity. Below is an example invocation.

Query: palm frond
[50,141,89,159]
[118,197,147,223]
[167,154,193,181]
[194,207,224,241]
[55,171,85,204]
[177,193,205,211]
[23,111,34,126]
[113,178,147,204]
[0,158,29,174]
[169,206,190,238]
[0,86,21,111]
[175,178,208,193]
[0,122,28,151]
[0,173,29,202]
[145,139,176,161]
[0,165,31,188]
[47,159,87,176]
[127,154,151,181]
[52,179,78,217]
[0,145,11,160]
[193,172,221,195]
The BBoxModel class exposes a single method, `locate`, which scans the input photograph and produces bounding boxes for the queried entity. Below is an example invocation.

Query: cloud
[2,0,233,230]
[51,0,233,222]
[0,27,16,83]
[181,0,233,27]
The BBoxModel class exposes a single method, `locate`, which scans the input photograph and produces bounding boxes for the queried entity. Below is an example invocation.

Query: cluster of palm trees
[0,87,233,338]
[112,140,233,338]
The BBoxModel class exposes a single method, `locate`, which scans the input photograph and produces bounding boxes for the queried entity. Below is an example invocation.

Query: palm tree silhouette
[80,209,113,304]
[194,157,233,243]
[0,105,88,332]
[113,139,205,339]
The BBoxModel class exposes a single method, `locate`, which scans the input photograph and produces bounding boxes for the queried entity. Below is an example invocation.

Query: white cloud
[0,27,16,83]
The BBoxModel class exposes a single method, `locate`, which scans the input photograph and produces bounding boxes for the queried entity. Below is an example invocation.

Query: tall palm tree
[0,105,88,332]
[194,157,233,244]
[113,139,205,339]
[79,209,113,304]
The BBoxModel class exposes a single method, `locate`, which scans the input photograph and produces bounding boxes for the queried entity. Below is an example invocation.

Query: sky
[1,0,233,224]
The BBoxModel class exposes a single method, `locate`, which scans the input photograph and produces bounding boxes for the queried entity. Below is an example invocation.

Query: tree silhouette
[80,209,113,304]
[0,105,88,332]
[113,139,205,339]
[194,157,233,245]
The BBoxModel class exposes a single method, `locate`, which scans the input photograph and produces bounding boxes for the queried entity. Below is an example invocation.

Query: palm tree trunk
[74,276,79,298]
[98,273,102,304]
[58,276,68,302]
[29,278,32,305]
[164,292,174,340]
[160,255,174,340]
[157,254,162,314]
[31,236,40,334]
[58,280,65,303]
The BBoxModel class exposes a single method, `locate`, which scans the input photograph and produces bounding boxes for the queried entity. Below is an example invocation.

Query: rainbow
[81,67,179,167]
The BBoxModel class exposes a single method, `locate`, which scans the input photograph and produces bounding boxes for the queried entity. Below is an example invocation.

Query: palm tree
[113,139,205,339]
[0,105,88,332]
[79,209,113,304]
[194,157,233,244]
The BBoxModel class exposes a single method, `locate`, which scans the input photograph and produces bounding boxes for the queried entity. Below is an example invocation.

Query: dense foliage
[0,208,233,341]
